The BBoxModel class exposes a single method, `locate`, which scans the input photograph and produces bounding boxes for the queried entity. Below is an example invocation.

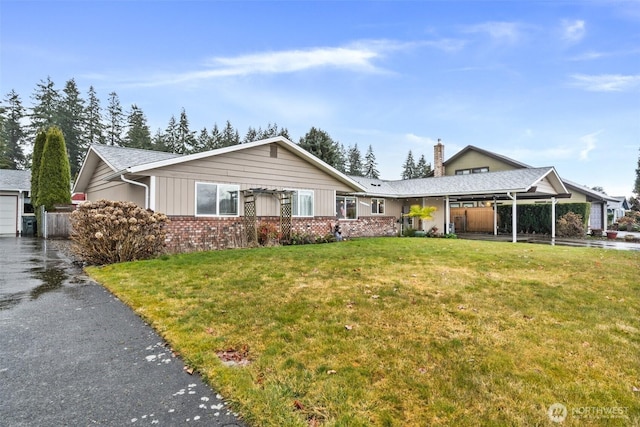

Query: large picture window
[291,190,314,217]
[371,198,385,215]
[336,196,357,219]
[196,182,239,216]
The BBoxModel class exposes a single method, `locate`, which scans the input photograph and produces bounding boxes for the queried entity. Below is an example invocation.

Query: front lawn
[87,238,640,426]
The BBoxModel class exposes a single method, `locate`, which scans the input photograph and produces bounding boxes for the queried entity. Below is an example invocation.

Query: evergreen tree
[634,148,640,198]
[0,90,27,169]
[298,127,341,169]
[151,128,169,152]
[347,143,364,176]
[176,108,196,154]
[106,91,124,146]
[364,144,380,179]
[191,127,211,153]
[29,76,60,137]
[243,126,258,144]
[336,143,347,173]
[209,123,222,149]
[220,120,240,147]
[415,154,432,178]
[125,105,152,149]
[401,150,416,180]
[37,127,71,211]
[163,115,179,153]
[85,86,105,145]
[30,131,47,209]
[58,78,86,178]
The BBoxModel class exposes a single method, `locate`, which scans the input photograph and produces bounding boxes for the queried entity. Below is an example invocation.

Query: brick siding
[165,215,398,253]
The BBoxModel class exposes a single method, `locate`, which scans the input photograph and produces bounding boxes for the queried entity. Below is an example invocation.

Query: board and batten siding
[445,151,522,175]
[150,143,355,217]
[85,160,146,207]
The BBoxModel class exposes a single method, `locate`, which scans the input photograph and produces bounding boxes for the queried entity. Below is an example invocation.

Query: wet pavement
[0,237,246,426]
[458,232,640,251]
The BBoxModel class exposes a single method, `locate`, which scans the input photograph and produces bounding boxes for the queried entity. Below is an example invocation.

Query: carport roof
[0,169,31,192]
[350,167,569,199]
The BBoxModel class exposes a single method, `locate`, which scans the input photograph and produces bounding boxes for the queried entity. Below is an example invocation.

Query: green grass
[86,238,640,426]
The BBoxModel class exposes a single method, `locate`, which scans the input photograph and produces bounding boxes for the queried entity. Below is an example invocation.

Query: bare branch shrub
[556,211,585,238]
[70,200,169,265]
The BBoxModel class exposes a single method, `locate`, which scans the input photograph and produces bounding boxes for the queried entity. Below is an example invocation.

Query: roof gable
[445,145,532,169]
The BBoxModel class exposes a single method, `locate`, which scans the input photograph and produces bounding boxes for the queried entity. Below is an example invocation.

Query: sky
[1,0,639,197]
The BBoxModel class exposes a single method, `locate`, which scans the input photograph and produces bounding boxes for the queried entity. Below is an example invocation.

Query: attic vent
[270,145,278,158]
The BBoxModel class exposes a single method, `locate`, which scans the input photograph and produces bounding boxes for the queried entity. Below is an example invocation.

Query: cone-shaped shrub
[37,127,71,211]
[70,200,169,265]
[30,130,47,209]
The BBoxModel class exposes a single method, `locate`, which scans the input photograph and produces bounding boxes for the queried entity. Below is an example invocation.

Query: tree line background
[0,76,434,181]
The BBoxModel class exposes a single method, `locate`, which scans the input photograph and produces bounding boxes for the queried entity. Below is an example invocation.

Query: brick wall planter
[165,216,399,253]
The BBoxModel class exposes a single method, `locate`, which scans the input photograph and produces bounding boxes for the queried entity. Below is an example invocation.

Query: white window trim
[287,189,315,218]
[195,181,240,217]
[336,195,358,220]
[371,198,385,215]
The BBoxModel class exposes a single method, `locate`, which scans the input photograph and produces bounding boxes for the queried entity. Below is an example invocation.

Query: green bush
[37,127,72,211]
[70,200,169,265]
[556,212,586,238]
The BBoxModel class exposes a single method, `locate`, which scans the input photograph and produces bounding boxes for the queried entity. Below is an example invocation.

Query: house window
[371,198,385,215]
[455,167,489,175]
[336,196,357,219]
[450,202,460,208]
[196,182,239,216]
[462,202,475,207]
[291,190,314,217]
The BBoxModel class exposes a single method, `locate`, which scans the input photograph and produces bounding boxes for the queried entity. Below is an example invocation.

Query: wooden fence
[41,206,73,238]
[450,207,497,233]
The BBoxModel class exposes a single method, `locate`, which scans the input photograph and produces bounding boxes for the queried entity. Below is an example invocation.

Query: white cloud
[570,74,640,91]
[562,19,586,43]
[578,131,600,161]
[462,21,522,44]
[405,133,439,147]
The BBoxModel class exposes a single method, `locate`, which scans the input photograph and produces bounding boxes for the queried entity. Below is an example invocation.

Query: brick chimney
[434,139,445,177]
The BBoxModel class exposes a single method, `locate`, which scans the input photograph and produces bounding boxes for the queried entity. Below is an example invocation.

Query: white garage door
[0,195,18,235]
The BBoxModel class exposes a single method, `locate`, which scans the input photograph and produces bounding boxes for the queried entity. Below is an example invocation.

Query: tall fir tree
[29,76,60,138]
[85,86,105,145]
[125,105,152,149]
[415,154,431,178]
[176,108,196,154]
[163,115,179,153]
[192,127,212,153]
[243,126,258,144]
[401,150,416,180]
[30,131,47,209]
[298,127,341,169]
[106,91,124,146]
[37,127,71,211]
[151,128,169,152]
[347,144,364,176]
[209,123,222,149]
[364,145,380,179]
[220,120,239,147]
[0,90,27,169]
[58,78,86,178]
[633,147,640,211]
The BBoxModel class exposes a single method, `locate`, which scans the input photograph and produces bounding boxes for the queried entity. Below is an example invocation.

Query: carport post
[551,197,557,242]
[493,196,497,235]
[507,192,517,243]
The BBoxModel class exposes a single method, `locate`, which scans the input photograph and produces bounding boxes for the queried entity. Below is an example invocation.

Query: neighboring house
[430,144,617,231]
[0,169,33,235]
[607,196,629,224]
[73,137,570,250]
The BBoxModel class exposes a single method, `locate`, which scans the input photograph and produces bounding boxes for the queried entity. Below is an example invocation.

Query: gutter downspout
[506,192,517,243]
[120,175,149,209]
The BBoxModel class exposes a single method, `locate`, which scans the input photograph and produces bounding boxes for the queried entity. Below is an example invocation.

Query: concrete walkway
[0,237,246,426]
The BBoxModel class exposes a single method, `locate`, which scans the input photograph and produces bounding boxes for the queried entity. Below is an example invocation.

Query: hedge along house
[72,137,399,252]
[73,137,571,250]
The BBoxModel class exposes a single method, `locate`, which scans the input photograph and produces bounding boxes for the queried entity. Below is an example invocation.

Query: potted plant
[606,230,618,240]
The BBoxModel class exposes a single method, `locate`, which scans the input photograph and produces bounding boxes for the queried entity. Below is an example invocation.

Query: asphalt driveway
[0,236,245,426]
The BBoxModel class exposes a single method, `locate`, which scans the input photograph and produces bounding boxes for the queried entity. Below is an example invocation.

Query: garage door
[0,195,18,235]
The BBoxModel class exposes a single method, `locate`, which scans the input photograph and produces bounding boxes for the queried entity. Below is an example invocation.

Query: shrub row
[497,203,590,234]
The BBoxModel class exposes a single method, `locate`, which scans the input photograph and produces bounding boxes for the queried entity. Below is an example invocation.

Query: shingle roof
[0,169,31,191]
[562,179,618,202]
[91,144,182,171]
[350,167,559,197]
